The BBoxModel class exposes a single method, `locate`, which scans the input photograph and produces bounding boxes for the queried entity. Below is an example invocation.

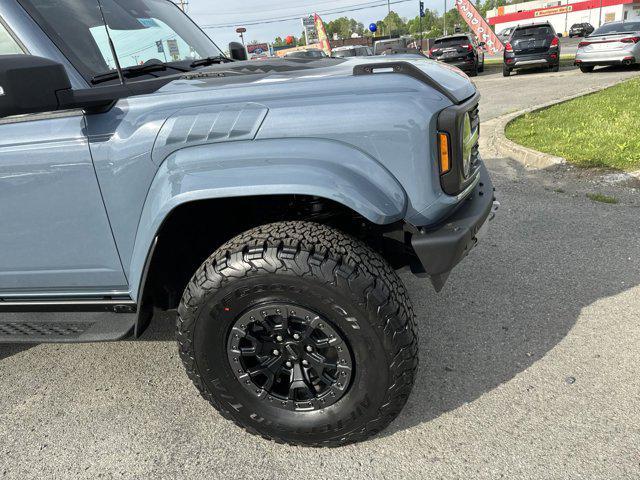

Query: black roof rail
[353,61,458,104]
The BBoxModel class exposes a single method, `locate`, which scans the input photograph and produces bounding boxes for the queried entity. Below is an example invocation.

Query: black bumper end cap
[410,165,496,289]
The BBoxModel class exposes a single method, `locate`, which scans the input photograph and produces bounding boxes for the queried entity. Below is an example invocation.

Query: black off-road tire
[579,65,594,73]
[177,221,418,447]
[550,63,560,73]
[503,66,511,77]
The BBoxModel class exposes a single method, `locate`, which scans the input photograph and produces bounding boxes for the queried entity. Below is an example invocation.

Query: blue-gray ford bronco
[0,0,497,447]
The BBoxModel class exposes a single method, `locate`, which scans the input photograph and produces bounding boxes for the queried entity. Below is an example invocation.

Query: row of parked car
[283,20,639,78]
[500,20,640,76]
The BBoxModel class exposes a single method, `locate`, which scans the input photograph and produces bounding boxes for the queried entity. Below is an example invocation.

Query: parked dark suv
[429,34,485,76]
[569,23,595,38]
[503,23,561,76]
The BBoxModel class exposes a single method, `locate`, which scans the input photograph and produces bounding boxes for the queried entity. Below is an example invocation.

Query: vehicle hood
[156,56,477,104]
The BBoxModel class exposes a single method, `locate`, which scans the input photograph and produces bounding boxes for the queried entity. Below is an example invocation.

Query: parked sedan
[569,23,595,38]
[503,23,560,76]
[429,34,485,76]
[575,20,640,72]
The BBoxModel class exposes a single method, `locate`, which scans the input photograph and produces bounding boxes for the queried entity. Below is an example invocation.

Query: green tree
[326,17,353,40]
[382,11,409,36]
[298,31,307,46]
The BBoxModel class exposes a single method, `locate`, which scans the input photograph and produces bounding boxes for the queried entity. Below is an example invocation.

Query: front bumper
[409,163,498,290]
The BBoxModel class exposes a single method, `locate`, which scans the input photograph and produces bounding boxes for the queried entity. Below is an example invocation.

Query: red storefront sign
[489,0,636,24]
[455,0,505,54]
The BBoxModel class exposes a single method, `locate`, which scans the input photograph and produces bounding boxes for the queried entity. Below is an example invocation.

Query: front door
[0,21,126,295]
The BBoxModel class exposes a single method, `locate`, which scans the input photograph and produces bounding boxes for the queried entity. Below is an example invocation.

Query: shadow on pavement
[380,156,640,437]
[0,344,33,361]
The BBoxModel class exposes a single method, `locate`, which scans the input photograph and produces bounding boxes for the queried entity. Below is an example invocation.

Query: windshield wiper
[91,62,190,85]
[190,55,232,68]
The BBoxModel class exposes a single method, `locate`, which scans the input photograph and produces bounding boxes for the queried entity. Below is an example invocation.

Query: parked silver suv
[575,20,640,72]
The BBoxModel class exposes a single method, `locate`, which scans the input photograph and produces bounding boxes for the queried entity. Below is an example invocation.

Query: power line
[215,0,374,16]
[201,0,413,29]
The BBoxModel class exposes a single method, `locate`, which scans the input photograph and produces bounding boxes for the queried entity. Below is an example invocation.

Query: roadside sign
[247,43,270,59]
[455,0,504,54]
[166,38,180,60]
[156,41,164,53]
[314,13,332,57]
[302,15,319,45]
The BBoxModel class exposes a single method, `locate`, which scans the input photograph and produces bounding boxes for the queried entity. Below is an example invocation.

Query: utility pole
[598,0,603,27]
[443,0,447,36]
[387,0,392,37]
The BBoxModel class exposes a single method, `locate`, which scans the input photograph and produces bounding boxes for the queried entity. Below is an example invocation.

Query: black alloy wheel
[226,303,354,411]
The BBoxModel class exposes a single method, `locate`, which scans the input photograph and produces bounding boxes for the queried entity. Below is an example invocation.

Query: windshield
[434,36,470,47]
[333,49,356,58]
[17,0,223,82]
[513,26,554,38]
[592,21,640,36]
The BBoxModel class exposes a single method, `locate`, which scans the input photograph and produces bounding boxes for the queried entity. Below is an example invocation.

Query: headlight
[462,113,473,178]
[437,93,481,196]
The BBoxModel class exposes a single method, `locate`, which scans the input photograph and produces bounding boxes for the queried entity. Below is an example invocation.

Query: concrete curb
[481,80,632,170]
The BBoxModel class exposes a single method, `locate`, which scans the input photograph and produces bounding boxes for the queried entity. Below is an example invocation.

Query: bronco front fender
[128,137,407,300]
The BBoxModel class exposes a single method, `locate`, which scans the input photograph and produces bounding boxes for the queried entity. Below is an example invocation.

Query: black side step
[0,312,136,344]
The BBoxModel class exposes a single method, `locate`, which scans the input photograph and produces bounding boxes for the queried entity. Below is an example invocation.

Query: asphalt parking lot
[1,66,639,480]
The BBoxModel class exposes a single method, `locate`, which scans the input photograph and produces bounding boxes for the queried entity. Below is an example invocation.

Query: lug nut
[272,349,280,356]
[276,335,283,342]
[285,361,293,368]
[306,346,313,352]
[292,333,301,340]
[302,360,309,367]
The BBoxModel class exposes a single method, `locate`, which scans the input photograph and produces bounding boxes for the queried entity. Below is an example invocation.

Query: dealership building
[487,0,640,35]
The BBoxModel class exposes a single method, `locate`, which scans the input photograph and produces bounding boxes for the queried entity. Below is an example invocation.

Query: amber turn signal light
[438,132,451,174]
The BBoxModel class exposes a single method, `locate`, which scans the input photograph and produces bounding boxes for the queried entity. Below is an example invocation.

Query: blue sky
[186,0,443,49]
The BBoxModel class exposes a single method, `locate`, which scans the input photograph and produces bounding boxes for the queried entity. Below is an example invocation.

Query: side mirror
[229,42,247,61]
[0,55,71,118]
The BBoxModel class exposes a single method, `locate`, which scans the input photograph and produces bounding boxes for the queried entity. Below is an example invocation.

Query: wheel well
[140,195,410,316]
